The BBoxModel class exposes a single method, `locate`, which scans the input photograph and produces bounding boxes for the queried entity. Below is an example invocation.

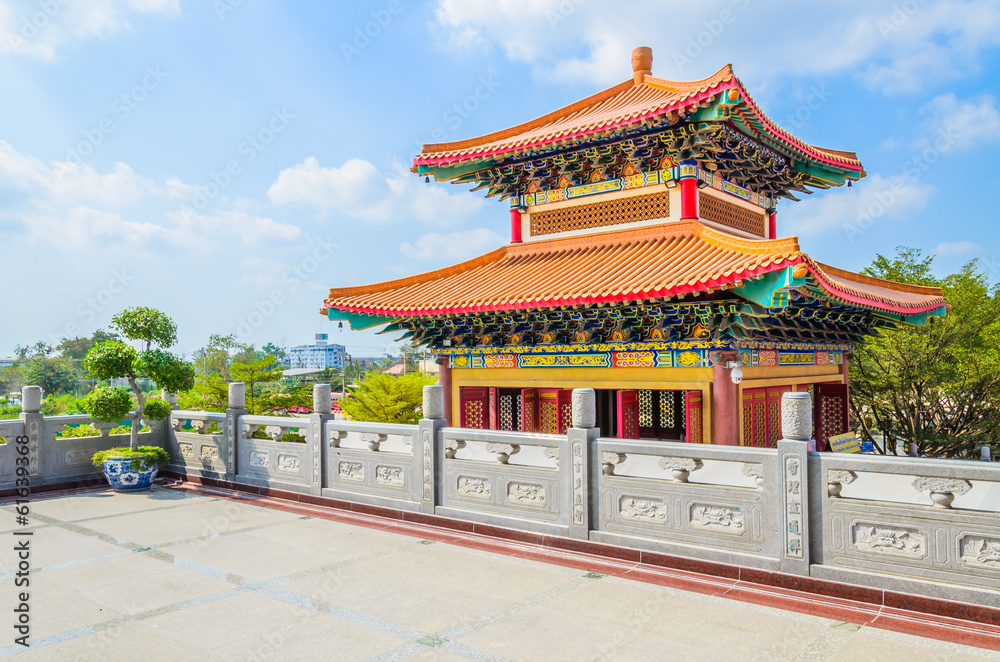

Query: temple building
[321,48,946,449]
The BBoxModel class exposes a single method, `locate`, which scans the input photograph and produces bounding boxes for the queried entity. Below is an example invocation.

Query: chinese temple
[322,48,946,449]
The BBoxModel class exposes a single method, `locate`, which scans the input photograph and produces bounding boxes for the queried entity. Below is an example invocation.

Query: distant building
[0,358,14,369]
[288,334,346,370]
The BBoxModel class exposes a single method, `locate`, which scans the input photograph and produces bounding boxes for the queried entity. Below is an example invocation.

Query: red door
[520,388,537,433]
[488,387,499,430]
[815,383,848,452]
[659,391,683,439]
[684,391,703,443]
[742,387,768,447]
[460,387,489,429]
[558,389,573,433]
[638,390,656,438]
[616,390,640,439]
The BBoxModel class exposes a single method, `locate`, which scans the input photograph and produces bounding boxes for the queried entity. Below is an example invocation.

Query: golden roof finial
[632,47,653,85]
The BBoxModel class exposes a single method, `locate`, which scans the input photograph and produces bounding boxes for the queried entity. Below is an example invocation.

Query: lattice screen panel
[560,402,573,434]
[699,193,766,237]
[539,401,559,435]
[463,400,485,430]
[638,390,654,428]
[530,190,671,236]
[660,393,676,429]
[499,393,515,431]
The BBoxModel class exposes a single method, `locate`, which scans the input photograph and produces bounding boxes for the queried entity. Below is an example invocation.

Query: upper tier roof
[323,221,944,319]
[414,63,863,175]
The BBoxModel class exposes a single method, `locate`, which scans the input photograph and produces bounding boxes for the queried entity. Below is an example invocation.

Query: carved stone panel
[421,429,433,502]
[200,446,219,462]
[457,475,492,499]
[178,442,194,458]
[619,495,667,523]
[851,523,926,559]
[277,454,300,473]
[689,503,746,535]
[507,482,546,507]
[959,535,1000,569]
[339,461,364,482]
[249,450,269,469]
[376,465,405,487]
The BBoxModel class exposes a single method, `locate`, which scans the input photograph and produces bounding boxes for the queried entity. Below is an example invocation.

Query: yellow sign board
[829,432,861,453]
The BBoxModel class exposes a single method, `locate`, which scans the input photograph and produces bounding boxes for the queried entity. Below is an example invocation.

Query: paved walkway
[0,487,996,661]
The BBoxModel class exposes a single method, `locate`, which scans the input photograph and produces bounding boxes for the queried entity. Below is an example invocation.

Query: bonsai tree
[83,307,195,452]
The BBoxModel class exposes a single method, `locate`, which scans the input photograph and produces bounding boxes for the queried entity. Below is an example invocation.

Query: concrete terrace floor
[0,488,997,662]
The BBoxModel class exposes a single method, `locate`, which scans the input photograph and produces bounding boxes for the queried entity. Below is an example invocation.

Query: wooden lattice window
[638,390,654,428]
[685,392,703,444]
[530,190,671,236]
[699,193,766,237]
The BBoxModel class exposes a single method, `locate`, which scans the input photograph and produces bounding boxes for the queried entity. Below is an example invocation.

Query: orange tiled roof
[324,222,944,318]
[414,65,863,173]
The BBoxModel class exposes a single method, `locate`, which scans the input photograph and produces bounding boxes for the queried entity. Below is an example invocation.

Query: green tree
[231,354,284,414]
[82,307,196,451]
[18,345,76,396]
[339,372,436,424]
[850,248,1000,458]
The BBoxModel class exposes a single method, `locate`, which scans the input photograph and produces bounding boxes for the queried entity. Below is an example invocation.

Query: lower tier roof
[323,221,945,320]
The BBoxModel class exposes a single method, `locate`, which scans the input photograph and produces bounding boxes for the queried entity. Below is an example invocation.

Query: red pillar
[840,352,850,428]
[767,209,777,239]
[437,356,453,426]
[679,178,699,220]
[711,352,740,445]
[510,208,522,243]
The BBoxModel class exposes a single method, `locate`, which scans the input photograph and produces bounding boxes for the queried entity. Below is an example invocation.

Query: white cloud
[167,209,303,247]
[782,173,935,237]
[430,0,1000,93]
[915,93,1000,152]
[400,228,504,261]
[1,0,179,61]
[934,240,978,256]
[21,205,168,249]
[0,140,157,206]
[267,157,486,226]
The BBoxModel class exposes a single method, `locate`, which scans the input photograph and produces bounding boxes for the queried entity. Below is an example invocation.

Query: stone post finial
[423,384,444,420]
[781,391,812,441]
[161,389,178,408]
[313,383,331,414]
[571,388,596,429]
[21,386,42,414]
[228,382,245,409]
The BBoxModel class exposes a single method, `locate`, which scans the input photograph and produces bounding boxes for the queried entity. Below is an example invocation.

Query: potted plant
[82,307,195,492]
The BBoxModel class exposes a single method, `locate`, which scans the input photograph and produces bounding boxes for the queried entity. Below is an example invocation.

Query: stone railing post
[418,384,446,514]
[567,388,597,539]
[159,389,179,450]
[308,384,333,494]
[777,391,812,576]
[19,386,43,480]
[225,382,248,480]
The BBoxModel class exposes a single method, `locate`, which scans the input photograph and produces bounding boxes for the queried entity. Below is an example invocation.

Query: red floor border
[10,474,1000,651]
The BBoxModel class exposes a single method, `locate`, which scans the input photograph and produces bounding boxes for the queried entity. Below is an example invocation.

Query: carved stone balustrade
[444,438,466,459]
[912,476,973,508]
[658,456,704,482]
[360,432,386,452]
[827,469,857,497]
[486,442,520,464]
[602,452,626,476]
[742,462,765,488]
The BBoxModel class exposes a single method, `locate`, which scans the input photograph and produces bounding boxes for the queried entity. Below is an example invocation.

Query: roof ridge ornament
[632,46,653,85]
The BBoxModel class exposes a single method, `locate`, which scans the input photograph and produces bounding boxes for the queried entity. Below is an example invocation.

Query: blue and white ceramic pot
[102,458,158,492]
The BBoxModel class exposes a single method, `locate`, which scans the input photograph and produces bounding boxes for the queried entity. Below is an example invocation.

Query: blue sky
[2,0,999,359]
